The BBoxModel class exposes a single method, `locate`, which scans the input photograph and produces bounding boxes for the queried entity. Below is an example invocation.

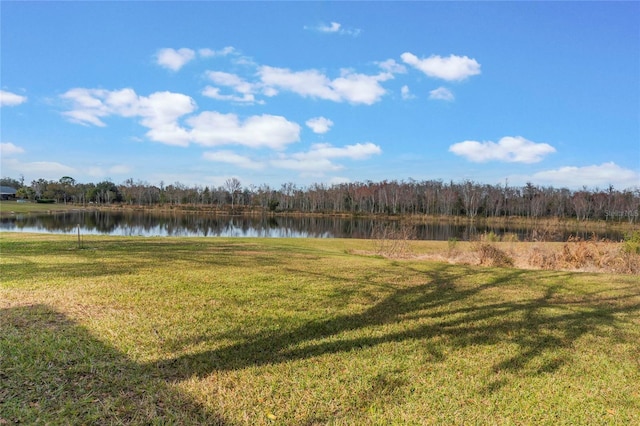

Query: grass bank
[1,233,639,424]
[0,200,82,216]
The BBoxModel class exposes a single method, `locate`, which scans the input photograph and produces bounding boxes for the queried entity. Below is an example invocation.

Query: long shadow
[4,264,639,422]
[0,304,230,425]
[154,263,640,392]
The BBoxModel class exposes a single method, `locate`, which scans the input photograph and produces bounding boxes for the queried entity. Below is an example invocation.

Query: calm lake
[0,210,626,242]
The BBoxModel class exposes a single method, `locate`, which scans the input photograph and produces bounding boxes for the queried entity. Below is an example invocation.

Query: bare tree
[224,178,242,210]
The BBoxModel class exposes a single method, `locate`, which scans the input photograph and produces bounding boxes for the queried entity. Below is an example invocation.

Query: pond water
[0,210,625,242]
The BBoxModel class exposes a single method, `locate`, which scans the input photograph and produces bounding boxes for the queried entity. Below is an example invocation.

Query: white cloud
[202,87,257,104]
[259,66,338,101]
[187,112,300,150]
[532,162,640,189]
[61,88,111,126]
[301,142,382,160]
[61,87,301,149]
[198,46,235,58]
[306,117,334,134]
[200,57,398,106]
[401,85,414,100]
[270,142,381,174]
[61,88,143,127]
[0,90,27,107]
[258,66,391,105]
[449,136,556,163]
[202,150,265,170]
[156,48,196,71]
[401,52,481,81]
[429,87,454,101]
[62,88,196,145]
[0,142,25,155]
[306,21,361,36]
[137,91,197,146]
[332,70,392,105]
[270,156,342,174]
[377,59,407,74]
[206,71,255,94]
[203,71,261,104]
[320,22,341,33]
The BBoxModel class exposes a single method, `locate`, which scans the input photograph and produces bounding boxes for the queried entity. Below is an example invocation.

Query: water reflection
[0,210,624,241]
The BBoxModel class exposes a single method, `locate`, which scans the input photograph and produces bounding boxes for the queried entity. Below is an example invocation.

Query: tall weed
[372,222,416,258]
[527,234,640,274]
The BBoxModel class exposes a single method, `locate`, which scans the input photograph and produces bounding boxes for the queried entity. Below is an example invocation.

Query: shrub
[475,243,514,268]
[372,222,416,258]
[502,232,520,243]
[623,231,640,255]
[447,237,459,256]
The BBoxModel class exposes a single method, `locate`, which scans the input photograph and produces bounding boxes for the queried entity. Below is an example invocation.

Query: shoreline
[1,200,638,234]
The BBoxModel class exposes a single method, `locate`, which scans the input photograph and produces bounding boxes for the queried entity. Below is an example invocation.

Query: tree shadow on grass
[154,263,640,393]
[3,264,639,423]
[0,304,230,425]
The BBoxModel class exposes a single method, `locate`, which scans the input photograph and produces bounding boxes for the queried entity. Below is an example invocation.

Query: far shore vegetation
[1,176,638,226]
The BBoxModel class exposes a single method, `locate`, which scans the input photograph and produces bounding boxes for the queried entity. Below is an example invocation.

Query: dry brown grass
[525,236,640,274]
[406,236,640,275]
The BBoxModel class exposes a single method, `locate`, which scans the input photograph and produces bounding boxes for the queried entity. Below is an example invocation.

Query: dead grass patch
[524,236,640,274]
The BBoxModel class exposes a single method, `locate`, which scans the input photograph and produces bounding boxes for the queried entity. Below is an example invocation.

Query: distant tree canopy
[1,175,638,222]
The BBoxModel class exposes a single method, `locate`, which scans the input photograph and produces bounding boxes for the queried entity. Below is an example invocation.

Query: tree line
[1,175,638,222]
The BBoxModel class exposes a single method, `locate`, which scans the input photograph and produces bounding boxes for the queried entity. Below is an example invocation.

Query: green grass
[0,200,81,215]
[1,233,639,425]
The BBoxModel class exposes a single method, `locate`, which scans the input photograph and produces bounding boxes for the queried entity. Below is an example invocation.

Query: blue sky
[1,1,639,190]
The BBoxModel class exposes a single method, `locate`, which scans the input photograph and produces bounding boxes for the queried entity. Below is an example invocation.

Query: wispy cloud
[401,85,415,100]
[2,158,76,179]
[377,59,407,74]
[449,136,555,163]
[157,47,238,71]
[0,90,27,107]
[198,46,235,58]
[401,53,481,81]
[271,142,381,175]
[202,71,262,104]
[429,87,454,101]
[305,21,361,37]
[203,150,265,170]
[532,162,640,189]
[0,142,25,155]
[86,164,132,177]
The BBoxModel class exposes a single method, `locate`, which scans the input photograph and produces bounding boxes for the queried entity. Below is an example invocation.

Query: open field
[1,233,639,424]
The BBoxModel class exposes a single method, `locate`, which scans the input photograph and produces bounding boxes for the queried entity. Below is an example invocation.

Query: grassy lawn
[1,233,639,425]
[0,200,81,216]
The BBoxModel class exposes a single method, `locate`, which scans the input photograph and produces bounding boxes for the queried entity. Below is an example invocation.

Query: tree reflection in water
[0,210,624,241]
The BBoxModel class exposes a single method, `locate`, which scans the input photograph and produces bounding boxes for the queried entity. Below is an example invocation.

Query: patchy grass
[1,233,639,424]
